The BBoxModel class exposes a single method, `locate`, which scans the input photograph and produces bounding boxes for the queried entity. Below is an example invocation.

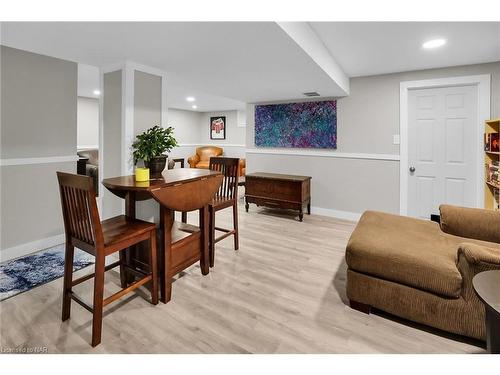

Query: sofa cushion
[346,211,466,298]
[77,149,98,166]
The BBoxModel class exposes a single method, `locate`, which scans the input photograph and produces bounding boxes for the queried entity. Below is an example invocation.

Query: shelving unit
[484,118,500,210]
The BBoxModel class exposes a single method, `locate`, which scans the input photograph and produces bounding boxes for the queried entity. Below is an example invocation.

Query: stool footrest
[72,260,121,287]
[103,275,152,307]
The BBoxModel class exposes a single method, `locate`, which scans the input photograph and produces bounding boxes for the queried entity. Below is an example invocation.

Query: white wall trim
[0,155,79,166]
[310,206,361,222]
[0,234,65,263]
[399,74,491,215]
[178,143,246,148]
[122,63,135,175]
[98,66,105,215]
[77,144,99,150]
[245,148,400,161]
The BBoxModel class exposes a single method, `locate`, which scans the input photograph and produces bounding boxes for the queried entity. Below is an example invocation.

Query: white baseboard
[310,206,361,221]
[0,234,65,263]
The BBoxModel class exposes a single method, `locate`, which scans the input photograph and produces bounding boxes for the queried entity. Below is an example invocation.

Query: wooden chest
[244,172,311,221]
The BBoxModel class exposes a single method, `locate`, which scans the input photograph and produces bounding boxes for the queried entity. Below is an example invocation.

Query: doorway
[77,64,101,196]
[400,75,491,218]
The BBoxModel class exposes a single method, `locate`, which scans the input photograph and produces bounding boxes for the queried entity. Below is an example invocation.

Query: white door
[407,85,478,219]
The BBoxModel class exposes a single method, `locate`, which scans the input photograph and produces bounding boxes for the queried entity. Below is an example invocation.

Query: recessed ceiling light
[422,39,447,49]
[93,89,101,96]
[186,96,196,102]
[192,105,198,109]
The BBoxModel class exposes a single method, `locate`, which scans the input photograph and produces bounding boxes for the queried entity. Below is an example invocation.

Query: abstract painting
[255,100,337,148]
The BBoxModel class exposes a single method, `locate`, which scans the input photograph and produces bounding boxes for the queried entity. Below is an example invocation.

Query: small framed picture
[210,116,226,140]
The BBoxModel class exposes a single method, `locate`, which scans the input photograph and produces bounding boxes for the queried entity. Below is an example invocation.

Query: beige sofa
[346,205,500,340]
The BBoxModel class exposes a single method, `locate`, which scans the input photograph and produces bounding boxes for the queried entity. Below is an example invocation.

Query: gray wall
[167,109,246,159]
[1,46,77,159]
[168,108,202,144]
[200,110,246,146]
[134,70,162,136]
[0,46,77,254]
[102,70,123,219]
[167,108,203,161]
[134,70,163,222]
[77,96,99,149]
[246,61,500,216]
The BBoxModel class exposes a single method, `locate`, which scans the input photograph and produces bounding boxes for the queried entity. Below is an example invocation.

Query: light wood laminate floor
[0,202,485,353]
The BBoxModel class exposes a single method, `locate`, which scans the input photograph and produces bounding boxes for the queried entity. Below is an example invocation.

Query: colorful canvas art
[255,100,337,149]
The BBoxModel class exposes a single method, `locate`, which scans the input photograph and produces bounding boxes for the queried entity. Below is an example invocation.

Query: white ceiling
[0,22,346,108]
[167,83,245,112]
[3,22,500,111]
[310,22,500,77]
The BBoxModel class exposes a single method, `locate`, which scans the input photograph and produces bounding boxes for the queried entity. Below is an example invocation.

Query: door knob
[409,166,416,173]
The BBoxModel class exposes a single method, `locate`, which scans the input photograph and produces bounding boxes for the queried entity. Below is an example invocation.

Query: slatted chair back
[209,157,240,200]
[57,172,103,249]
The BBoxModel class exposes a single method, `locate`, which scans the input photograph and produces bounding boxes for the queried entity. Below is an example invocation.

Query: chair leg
[209,206,216,268]
[118,250,127,288]
[62,243,74,321]
[149,231,158,305]
[91,252,105,347]
[232,203,239,251]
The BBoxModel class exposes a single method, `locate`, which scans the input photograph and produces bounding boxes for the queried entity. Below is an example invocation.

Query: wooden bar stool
[208,157,240,267]
[149,174,223,303]
[57,172,158,347]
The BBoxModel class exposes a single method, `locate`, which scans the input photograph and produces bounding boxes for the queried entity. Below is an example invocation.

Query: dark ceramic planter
[145,155,167,175]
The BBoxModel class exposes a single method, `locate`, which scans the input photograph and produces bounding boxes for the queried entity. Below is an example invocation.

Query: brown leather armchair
[188,146,223,169]
[188,146,246,177]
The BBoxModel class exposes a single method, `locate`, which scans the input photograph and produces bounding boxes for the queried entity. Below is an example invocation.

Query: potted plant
[132,125,178,175]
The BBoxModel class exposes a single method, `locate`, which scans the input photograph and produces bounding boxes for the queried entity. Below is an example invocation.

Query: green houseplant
[132,125,178,175]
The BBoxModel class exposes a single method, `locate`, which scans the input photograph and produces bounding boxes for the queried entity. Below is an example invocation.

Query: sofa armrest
[456,242,500,300]
[187,154,200,168]
[458,242,500,267]
[439,204,500,243]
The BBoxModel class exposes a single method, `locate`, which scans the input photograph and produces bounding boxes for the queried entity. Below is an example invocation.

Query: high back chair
[149,174,223,303]
[57,172,158,347]
[208,157,240,267]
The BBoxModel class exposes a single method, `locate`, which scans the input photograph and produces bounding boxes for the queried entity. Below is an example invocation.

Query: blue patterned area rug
[0,245,94,302]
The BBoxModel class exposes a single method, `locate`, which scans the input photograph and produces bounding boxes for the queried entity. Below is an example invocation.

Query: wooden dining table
[102,168,222,287]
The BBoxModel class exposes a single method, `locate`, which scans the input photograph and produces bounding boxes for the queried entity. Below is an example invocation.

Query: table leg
[486,305,500,354]
[122,191,136,286]
[160,206,173,304]
[200,205,209,275]
[307,200,311,215]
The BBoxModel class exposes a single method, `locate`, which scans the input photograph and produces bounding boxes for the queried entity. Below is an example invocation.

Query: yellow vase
[135,167,150,182]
